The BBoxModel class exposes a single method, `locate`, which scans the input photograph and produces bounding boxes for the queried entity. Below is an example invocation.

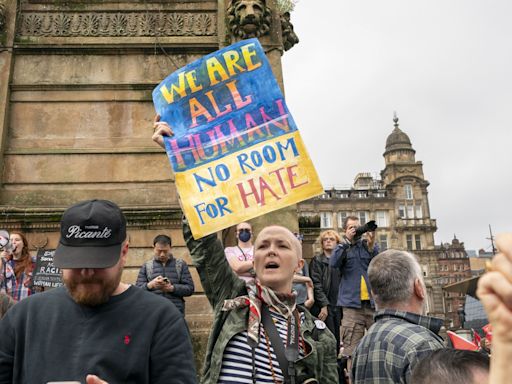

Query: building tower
[297,114,445,318]
[380,113,443,316]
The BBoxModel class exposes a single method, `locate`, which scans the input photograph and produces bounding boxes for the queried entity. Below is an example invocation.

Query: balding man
[411,349,489,384]
[352,249,444,384]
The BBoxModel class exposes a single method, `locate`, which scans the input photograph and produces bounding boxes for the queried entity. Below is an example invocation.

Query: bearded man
[0,199,196,384]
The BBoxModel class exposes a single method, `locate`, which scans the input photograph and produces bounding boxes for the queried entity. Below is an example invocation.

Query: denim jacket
[330,239,378,308]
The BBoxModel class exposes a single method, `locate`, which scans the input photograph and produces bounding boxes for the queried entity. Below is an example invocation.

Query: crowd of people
[0,117,509,383]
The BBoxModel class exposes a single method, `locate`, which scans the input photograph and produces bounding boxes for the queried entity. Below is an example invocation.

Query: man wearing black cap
[0,199,197,384]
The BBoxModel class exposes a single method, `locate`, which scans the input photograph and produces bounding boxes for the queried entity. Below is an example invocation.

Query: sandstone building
[0,0,300,365]
[298,115,445,318]
[437,236,472,328]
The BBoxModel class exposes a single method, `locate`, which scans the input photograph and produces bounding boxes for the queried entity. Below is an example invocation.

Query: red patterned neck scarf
[222,281,297,343]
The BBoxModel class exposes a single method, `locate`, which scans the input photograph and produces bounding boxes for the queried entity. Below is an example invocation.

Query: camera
[162,277,170,284]
[0,230,14,254]
[353,220,378,240]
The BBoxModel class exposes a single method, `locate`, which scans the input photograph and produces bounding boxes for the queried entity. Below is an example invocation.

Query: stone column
[221,0,301,237]
[0,0,16,189]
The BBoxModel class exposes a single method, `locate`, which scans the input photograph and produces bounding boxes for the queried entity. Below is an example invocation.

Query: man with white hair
[351,249,444,384]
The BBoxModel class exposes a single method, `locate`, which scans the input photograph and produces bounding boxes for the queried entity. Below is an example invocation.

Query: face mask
[238,229,252,243]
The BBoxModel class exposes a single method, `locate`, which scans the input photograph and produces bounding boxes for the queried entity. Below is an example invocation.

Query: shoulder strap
[261,305,291,383]
[175,258,184,283]
[237,246,247,260]
[145,260,153,282]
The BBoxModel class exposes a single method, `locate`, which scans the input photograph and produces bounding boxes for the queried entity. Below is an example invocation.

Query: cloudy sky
[282,0,512,251]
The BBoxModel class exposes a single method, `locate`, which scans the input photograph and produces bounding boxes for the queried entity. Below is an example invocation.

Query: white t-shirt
[224,246,254,282]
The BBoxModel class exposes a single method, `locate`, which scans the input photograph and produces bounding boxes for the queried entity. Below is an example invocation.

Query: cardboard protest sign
[153,39,323,238]
[33,249,63,288]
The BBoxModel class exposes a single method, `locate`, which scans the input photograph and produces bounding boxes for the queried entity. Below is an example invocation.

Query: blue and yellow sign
[153,39,323,238]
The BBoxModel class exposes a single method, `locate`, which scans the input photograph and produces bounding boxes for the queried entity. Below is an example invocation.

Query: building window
[407,205,414,219]
[374,191,386,198]
[338,211,348,228]
[406,234,413,250]
[376,211,389,227]
[357,211,368,224]
[320,212,332,228]
[415,203,423,218]
[398,205,406,218]
[356,191,367,198]
[379,234,388,251]
[415,234,422,250]
[405,184,413,200]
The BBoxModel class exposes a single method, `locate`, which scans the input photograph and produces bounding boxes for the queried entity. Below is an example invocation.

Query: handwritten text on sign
[153,39,323,238]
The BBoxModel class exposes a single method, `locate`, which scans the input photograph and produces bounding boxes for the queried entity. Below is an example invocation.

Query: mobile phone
[47,382,81,384]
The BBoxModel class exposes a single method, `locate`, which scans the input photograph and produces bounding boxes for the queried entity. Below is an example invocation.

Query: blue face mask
[238,229,252,243]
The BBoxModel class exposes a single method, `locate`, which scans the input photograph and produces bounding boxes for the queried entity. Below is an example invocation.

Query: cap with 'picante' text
[53,199,127,269]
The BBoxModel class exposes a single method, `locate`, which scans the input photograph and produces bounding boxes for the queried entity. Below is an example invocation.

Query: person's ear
[414,278,425,300]
[295,258,304,273]
[120,241,130,264]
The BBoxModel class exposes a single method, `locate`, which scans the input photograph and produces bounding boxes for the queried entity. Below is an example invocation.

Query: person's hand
[152,114,174,149]
[318,306,328,321]
[1,250,11,261]
[86,374,109,384]
[345,226,356,242]
[148,275,167,290]
[477,233,512,342]
[304,297,314,309]
[161,282,175,293]
[365,231,375,243]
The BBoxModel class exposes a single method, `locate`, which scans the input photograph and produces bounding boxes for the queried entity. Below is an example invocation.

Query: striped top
[218,311,305,383]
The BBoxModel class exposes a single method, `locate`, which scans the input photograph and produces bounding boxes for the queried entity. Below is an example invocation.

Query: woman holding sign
[0,232,36,302]
[153,117,338,384]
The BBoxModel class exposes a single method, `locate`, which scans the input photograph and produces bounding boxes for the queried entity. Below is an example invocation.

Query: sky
[281,0,512,252]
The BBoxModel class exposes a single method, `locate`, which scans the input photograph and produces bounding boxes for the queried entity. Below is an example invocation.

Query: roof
[384,115,415,154]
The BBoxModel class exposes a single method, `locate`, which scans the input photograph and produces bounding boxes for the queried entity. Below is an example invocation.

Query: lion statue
[227,0,272,39]
[280,12,299,51]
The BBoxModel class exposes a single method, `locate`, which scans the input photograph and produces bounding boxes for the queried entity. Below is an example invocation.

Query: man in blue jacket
[330,216,378,371]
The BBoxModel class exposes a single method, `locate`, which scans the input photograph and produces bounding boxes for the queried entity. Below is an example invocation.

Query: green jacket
[184,222,339,384]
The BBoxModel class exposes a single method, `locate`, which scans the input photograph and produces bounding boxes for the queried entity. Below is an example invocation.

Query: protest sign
[33,249,63,288]
[153,39,323,238]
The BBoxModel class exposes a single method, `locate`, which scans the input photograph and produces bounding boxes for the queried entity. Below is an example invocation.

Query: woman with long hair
[0,232,35,301]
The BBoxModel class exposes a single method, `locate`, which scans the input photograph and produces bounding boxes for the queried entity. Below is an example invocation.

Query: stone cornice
[0,206,182,231]
[17,10,217,38]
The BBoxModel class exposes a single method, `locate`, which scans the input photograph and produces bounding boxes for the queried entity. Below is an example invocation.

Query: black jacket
[309,253,340,309]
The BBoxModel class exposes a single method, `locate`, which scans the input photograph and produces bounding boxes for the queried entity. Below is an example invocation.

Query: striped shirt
[218,311,305,383]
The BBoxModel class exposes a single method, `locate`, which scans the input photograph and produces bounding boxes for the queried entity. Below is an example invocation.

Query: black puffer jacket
[135,257,194,314]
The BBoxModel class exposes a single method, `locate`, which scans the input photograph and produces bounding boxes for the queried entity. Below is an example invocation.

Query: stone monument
[0,0,300,368]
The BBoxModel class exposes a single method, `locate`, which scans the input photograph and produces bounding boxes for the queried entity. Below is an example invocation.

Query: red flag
[472,329,482,347]
[447,331,479,351]
[482,323,493,343]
